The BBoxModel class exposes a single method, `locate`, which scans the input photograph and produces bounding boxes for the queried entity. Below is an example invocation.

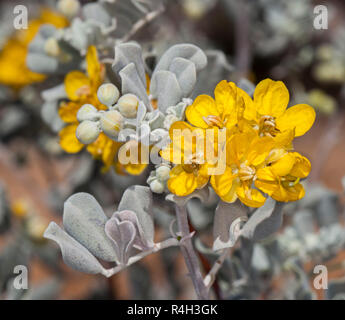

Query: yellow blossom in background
[59,45,107,153]
[0,8,68,90]
[59,46,147,175]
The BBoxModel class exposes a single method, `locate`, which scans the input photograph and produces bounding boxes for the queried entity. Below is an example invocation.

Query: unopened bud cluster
[75,83,140,145]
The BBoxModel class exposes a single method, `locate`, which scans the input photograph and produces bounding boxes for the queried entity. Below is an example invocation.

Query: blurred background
[0,0,344,299]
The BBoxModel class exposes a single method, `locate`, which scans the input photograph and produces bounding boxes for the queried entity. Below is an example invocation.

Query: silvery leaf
[118,186,154,246]
[41,84,66,101]
[169,57,196,97]
[63,193,118,262]
[192,49,233,97]
[41,101,64,133]
[240,197,283,241]
[82,3,112,27]
[166,186,210,207]
[118,128,137,142]
[27,53,58,74]
[114,210,152,250]
[119,63,150,107]
[150,70,182,113]
[113,42,146,88]
[213,200,248,251]
[152,44,207,77]
[44,222,106,275]
[105,217,136,265]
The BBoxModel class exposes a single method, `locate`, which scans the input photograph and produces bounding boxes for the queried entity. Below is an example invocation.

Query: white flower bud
[57,0,80,19]
[97,83,120,107]
[77,104,99,122]
[156,165,170,181]
[150,179,165,194]
[100,110,124,139]
[117,94,139,118]
[44,37,60,57]
[76,120,100,144]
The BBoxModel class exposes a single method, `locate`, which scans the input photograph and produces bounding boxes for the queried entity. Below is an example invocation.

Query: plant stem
[204,248,230,290]
[175,204,209,300]
[103,238,179,278]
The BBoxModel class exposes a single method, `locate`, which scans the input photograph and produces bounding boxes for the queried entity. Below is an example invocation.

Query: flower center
[238,164,255,181]
[203,115,223,128]
[259,115,280,137]
[182,162,200,175]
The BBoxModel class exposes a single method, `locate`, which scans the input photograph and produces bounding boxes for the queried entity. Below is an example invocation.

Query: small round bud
[77,104,99,122]
[117,94,139,118]
[44,37,60,57]
[97,83,120,107]
[57,0,80,19]
[156,165,170,181]
[76,120,100,144]
[100,110,124,139]
[150,179,165,194]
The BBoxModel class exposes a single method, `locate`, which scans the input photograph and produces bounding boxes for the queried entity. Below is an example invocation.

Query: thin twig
[175,204,209,300]
[102,237,179,277]
[204,248,230,290]
[121,5,165,43]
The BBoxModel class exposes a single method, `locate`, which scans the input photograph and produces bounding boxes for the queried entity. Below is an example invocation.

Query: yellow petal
[210,166,235,197]
[64,71,90,101]
[58,101,81,123]
[255,179,278,196]
[167,165,198,196]
[124,163,148,176]
[271,183,305,202]
[86,45,103,89]
[289,152,311,178]
[237,184,266,208]
[186,95,219,128]
[276,104,316,137]
[214,80,236,126]
[270,152,296,176]
[59,124,84,153]
[196,164,210,189]
[256,167,276,181]
[247,135,275,166]
[254,79,289,118]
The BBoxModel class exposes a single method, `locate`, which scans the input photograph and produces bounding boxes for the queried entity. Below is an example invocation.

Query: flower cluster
[161,79,315,207]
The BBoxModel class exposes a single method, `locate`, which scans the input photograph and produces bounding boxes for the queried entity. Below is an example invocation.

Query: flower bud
[76,120,100,144]
[44,37,60,57]
[156,165,170,181]
[97,83,120,107]
[77,104,99,122]
[100,110,124,139]
[150,179,165,194]
[117,94,139,118]
[57,0,80,19]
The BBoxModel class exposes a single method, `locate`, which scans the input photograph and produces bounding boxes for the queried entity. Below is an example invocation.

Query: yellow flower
[0,8,68,90]
[186,80,250,130]
[243,79,316,138]
[161,121,211,196]
[255,152,311,202]
[211,130,275,207]
[59,46,147,175]
[59,45,107,154]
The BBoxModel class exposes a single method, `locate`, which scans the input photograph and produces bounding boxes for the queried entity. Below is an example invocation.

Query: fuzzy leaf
[118,186,154,246]
[240,197,283,241]
[213,200,248,250]
[119,63,150,107]
[44,222,106,274]
[105,217,136,265]
[169,57,196,97]
[113,42,146,88]
[63,193,118,262]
